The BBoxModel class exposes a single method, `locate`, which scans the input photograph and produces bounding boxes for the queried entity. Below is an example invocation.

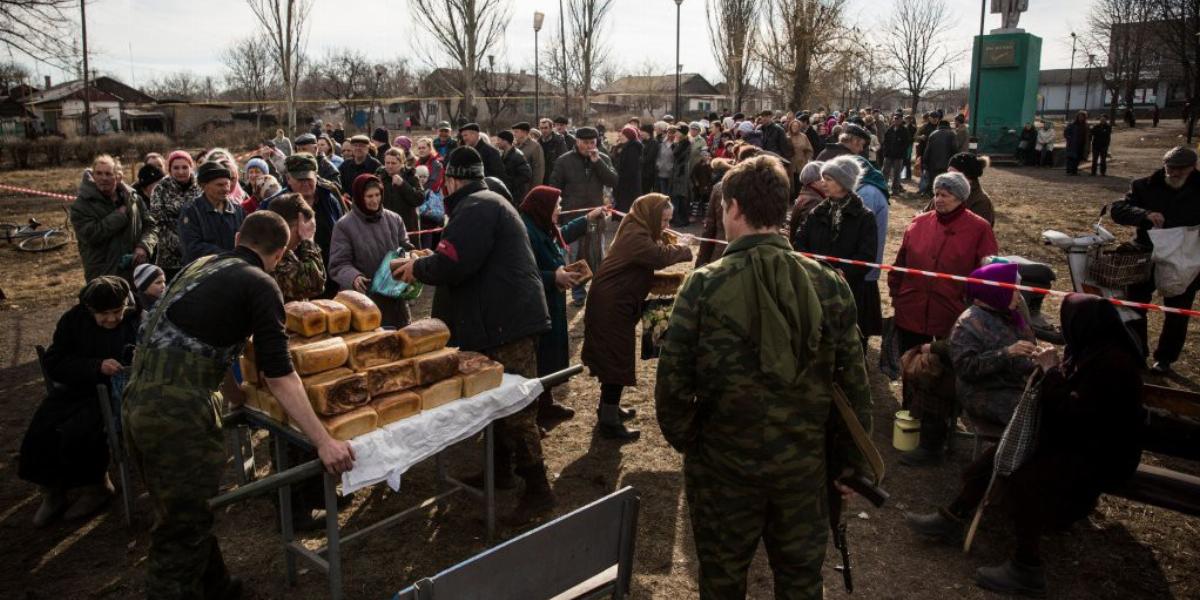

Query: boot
[33,487,67,528]
[536,391,575,426]
[597,403,640,441]
[461,452,519,491]
[504,465,556,526]
[976,559,1047,598]
[904,509,966,544]
[63,475,114,520]
[617,405,636,420]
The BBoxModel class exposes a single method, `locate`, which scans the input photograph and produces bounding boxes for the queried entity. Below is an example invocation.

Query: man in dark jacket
[553,115,576,150]
[758,110,789,157]
[639,123,659,194]
[922,120,958,194]
[433,121,458,161]
[512,122,545,187]
[179,161,244,266]
[459,122,505,179]
[495,131,532,203]
[1112,146,1200,373]
[549,126,619,305]
[294,133,341,183]
[882,113,913,194]
[391,146,554,524]
[70,155,157,281]
[538,118,569,183]
[1090,115,1112,176]
[338,135,382,192]
[800,113,824,156]
[817,123,872,161]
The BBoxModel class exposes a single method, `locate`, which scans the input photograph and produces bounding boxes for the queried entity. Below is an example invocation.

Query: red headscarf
[621,125,639,143]
[351,173,384,222]
[519,185,567,250]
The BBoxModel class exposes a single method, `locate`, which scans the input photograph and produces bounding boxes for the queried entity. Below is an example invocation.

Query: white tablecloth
[341,374,543,493]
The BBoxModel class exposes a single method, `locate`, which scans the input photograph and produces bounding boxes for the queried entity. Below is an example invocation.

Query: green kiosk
[969,1,1041,155]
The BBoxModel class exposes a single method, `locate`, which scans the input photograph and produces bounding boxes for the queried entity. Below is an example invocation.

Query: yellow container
[893,410,921,451]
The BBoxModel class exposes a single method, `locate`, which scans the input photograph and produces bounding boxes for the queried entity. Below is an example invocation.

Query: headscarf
[965,263,1025,331]
[79,276,130,312]
[614,193,671,244]
[519,185,567,250]
[620,125,639,143]
[351,173,384,222]
[1060,293,1144,379]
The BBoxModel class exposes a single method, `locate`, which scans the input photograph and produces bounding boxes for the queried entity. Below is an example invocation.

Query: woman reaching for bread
[581,193,694,440]
[328,173,412,328]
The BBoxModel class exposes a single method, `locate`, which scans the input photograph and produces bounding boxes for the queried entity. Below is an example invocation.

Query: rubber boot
[33,486,67,528]
[617,405,636,420]
[505,464,556,525]
[900,418,947,467]
[597,403,640,441]
[536,390,575,427]
[63,474,114,520]
[462,450,518,491]
[904,508,966,544]
[976,559,1047,598]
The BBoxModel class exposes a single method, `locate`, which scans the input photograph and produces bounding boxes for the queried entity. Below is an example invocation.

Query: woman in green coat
[519,185,607,426]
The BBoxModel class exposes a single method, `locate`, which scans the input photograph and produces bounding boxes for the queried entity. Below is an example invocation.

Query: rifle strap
[832,384,886,485]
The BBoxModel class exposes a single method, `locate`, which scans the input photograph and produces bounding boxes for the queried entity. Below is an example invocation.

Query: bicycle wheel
[18,230,70,252]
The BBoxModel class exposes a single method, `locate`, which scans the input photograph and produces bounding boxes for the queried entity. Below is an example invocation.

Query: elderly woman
[923,152,995,227]
[582,193,693,440]
[906,294,1145,597]
[519,185,606,425]
[787,161,826,242]
[20,276,140,526]
[150,150,200,281]
[328,173,412,328]
[376,147,425,233]
[890,171,998,465]
[793,156,878,343]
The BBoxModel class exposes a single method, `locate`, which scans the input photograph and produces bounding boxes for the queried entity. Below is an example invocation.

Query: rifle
[827,385,889,593]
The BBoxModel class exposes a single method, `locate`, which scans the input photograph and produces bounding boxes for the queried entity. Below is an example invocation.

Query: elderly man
[553,115,576,149]
[293,133,340,183]
[179,161,244,266]
[495,130,532,203]
[538,117,569,183]
[817,122,873,161]
[512,122,545,187]
[433,121,458,161]
[459,122,505,179]
[71,154,157,281]
[549,126,618,306]
[338,134,382,192]
[1113,146,1200,373]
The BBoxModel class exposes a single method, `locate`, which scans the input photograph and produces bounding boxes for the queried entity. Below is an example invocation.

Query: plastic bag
[1148,225,1200,297]
[371,248,423,300]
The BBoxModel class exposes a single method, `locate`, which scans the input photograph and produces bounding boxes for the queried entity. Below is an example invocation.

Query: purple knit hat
[966,262,1024,328]
[393,136,413,151]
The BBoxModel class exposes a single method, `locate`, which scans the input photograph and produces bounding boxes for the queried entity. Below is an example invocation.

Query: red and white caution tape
[0,183,74,201]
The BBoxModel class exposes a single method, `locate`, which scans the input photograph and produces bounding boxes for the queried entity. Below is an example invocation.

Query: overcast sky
[21,0,1080,92]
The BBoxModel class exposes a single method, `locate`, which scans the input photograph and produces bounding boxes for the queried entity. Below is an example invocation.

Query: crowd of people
[15,103,1199,599]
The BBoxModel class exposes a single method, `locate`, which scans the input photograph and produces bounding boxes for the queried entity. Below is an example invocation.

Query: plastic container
[893,410,921,451]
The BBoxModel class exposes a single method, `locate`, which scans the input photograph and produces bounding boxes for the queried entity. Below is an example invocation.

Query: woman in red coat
[888,171,998,464]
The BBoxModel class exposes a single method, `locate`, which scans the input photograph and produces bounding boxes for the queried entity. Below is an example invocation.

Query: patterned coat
[949,304,1036,426]
[272,239,326,302]
[149,175,200,272]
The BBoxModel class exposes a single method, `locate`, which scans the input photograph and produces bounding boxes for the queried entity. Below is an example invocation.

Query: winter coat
[539,133,569,183]
[1111,168,1200,248]
[70,174,157,282]
[696,180,728,267]
[949,304,1037,426]
[669,140,692,199]
[517,137,545,190]
[883,124,913,159]
[641,136,661,193]
[548,150,619,212]
[581,222,692,386]
[888,208,998,337]
[179,195,244,266]
[376,166,425,233]
[788,131,814,169]
[339,155,382,193]
[922,125,959,172]
[787,186,824,244]
[523,213,589,376]
[793,193,878,317]
[416,154,445,194]
[412,179,550,352]
[922,178,995,228]
[500,147,533,204]
[655,136,675,180]
[760,121,788,156]
[328,205,411,327]
[855,170,890,282]
[805,125,824,156]
[432,136,458,164]
[1090,122,1112,149]
[955,125,970,153]
[1064,120,1090,158]
[613,139,644,213]
[149,174,200,272]
[471,139,507,179]
[1036,127,1056,149]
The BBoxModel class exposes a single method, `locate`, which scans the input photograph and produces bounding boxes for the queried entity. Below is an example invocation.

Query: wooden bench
[1105,384,1200,517]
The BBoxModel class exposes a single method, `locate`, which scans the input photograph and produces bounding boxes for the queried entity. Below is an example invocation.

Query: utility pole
[559,0,568,122]
[674,0,683,119]
[80,0,91,136]
[1065,32,1078,118]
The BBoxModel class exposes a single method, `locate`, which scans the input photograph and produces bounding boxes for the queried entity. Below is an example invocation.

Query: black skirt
[19,396,109,489]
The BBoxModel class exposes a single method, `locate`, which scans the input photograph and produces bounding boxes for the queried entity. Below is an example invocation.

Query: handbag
[370,248,423,300]
[1148,225,1200,297]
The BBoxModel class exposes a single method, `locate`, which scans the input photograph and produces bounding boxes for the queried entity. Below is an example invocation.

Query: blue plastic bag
[371,248,423,300]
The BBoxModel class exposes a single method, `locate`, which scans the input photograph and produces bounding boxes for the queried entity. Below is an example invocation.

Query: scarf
[1060,293,1144,379]
[613,193,670,244]
[351,173,383,223]
[828,194,849,239]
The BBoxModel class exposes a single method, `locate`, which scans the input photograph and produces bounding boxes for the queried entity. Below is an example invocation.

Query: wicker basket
[1087,244,1152,288]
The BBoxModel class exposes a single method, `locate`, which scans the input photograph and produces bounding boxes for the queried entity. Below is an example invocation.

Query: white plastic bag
[1148,225,1200,297]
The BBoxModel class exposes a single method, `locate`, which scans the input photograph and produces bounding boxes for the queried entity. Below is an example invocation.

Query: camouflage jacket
[272,239,326,302]
[654,233,873,481]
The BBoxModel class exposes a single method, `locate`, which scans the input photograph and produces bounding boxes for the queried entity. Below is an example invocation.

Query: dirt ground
[1,123,1198,599]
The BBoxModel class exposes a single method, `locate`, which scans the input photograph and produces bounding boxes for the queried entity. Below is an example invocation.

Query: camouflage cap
[285,153,319,180]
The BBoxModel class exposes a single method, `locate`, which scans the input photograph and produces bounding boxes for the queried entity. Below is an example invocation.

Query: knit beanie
[934,171,971,201]
[820,155,862,193]
[245,157,270,174]
[166,150,194,169]
[445,146,485,180]
[496,130,515,145]
[79,276,130,312]
[372,127,390,144]
[621,125,639,142]
[948,152,986,179]
[799,161,825,186]
[393,136,413,151]
[135,163,164,191]
[133,263,164,292]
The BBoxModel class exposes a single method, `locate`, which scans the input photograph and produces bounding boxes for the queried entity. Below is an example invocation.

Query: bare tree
[0,0,75,70]
[308,48,373,125]
[628,60,672,119]
[883,0,961,114]
[222,37,277,130]
[758,0,847,111]
[1086,0,1155,124]
[478,63,525,130]
[565,0,615,120]
[0,60,30,90]
[143,72,205,100]
[540,30,573,119]
[707,0,759,112]
[246,0,312,132]
[1159,0,1200,140]
[408,0,510,123]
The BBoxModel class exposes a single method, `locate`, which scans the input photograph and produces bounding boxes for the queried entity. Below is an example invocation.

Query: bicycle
[0,208,73,252]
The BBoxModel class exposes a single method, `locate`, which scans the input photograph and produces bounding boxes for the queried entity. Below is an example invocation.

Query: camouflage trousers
[483,336,543,472]
[684,455,829,600]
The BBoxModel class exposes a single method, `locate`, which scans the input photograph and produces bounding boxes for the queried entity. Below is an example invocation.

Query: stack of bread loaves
[239,290,505,441]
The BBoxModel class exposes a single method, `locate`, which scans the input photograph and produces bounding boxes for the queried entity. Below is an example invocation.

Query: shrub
[5,138,33,169]
[34,137,65,166]
[187,124,262,156]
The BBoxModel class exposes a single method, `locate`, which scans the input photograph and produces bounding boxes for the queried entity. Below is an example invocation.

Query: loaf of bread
[371,391,421,425]
[239,381,261,410]
[287,331,331,349]
[416,377,463,410]
[348,331,404,370]
[414,348,461,385]
[322,406,378,441]
[397,318,451,357]
[649,271,686,296]
[333,290,383,331]
[365,359,418,396]
[303,368,369,415]
[258,390,288,424]
[290,337,349,376]
[285,301,327,337]
[564,259,593,285]
[311,299,352,334]
[457,352,505,397]
[239,354,258,385]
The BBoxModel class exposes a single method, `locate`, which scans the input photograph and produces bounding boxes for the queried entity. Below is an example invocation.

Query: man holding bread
[655,155,872,599]
[390,146,556,524]
[123,211,355,599]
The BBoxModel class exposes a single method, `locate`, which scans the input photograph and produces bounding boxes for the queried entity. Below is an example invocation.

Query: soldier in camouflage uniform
[655,155,872,600]
[264,192,327,301]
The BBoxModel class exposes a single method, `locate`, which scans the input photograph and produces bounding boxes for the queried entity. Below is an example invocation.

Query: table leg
[324,472,342,600]
[485,422,495,542]
[273,434,297,585]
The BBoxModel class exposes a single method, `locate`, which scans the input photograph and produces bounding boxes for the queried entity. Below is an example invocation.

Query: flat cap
[574,126,598,140]
[293,133,317,146]
[459,122,481,133]
[1163,145,1198,167]
[349,134,371,144]
[437,121,452,130]
[284,153,319,179]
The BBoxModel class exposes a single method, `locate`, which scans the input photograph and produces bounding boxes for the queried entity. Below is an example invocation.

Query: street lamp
[674,0,683,119]
[1084,53,1096,114]
[534,11,544,122]
[1065,32,1077,117]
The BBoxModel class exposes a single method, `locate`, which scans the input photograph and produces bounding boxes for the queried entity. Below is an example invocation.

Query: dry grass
[0,123,1197,599]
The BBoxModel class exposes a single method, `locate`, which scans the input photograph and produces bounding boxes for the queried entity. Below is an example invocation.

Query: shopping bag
[1148,226,1200,297]
[640,298,674,360]
[370,248,423,300]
